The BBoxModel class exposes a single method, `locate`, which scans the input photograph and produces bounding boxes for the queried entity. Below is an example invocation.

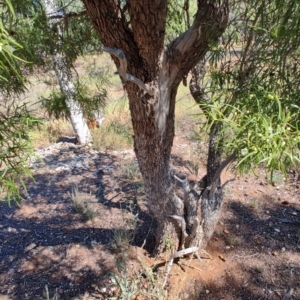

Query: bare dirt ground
[0,124,300,300]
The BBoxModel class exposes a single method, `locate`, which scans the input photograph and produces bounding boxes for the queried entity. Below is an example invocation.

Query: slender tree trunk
[190,62,233,249]
[43,0,92,144]
[199,123,224,248]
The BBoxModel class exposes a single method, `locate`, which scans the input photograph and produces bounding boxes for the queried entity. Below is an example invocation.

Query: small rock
[292,211,297,216]
[110,277,116,284]
[223,229,229,234]
[206,290,210,294]
[274,228,280,233]
[266,210,269,214]
[272,251,279,256]
[25,243,37,252]
[225,246,231,250]
[281,247,286,252]
[219,221,224,226]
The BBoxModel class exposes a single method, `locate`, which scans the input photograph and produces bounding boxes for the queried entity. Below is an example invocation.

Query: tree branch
[165,0,229,85]
[127,0,168,76]
[209,152,236,199]
[82,0,140,72]
[103,47,155,96]
[48,10,87,20]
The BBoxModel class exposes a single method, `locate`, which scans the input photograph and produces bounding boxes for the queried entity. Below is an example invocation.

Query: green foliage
[0,0,27,95]
[197,0,300,176]
[40,70,109,120]
[112,253,140,300]
[0,1,41,202]
[13,0,101,70]
[0,103,42,202]
[40,89,69,120]
[166,0,197,41]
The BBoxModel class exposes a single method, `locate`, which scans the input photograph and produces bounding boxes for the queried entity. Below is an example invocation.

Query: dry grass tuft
[70,186,96,221]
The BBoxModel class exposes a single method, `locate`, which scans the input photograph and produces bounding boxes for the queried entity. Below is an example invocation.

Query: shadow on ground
[0,143,300,299]
[0,145,155,300]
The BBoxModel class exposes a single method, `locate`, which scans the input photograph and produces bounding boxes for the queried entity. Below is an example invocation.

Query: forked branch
[209,152,236,199]
[103,47,154,96]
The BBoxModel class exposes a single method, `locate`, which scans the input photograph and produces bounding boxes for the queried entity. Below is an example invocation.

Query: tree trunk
[126,84,184,254]
[82,0,229,254]
[190,62,233,249]
[43,0,92,144]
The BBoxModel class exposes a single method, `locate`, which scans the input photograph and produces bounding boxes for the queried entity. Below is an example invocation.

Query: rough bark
[43,0,92,144]
[82,0,230,254]
[126,84,183,254]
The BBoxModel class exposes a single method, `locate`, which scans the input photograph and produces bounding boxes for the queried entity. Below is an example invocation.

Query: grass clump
[110,205,138,253]
[70,186,96,221]
[121,161,142,183]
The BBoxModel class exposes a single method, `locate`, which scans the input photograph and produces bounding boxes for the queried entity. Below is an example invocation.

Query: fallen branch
[102,47,155,96]
[163,246,201,286]
[273,217,300,226]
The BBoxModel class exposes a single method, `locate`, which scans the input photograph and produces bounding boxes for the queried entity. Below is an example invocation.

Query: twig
[180,261,203,272]
[141,217,154,249]
[102,47,154,96]
[234,252,260,258]
[199,249,212,259]
[273,216,300,226]
[283,288,294,300]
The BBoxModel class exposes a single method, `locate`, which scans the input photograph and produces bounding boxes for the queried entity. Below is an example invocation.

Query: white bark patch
[42,0,92,144]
